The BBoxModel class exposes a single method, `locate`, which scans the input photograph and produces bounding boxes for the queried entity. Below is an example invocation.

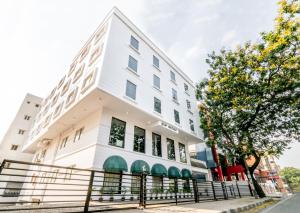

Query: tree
[280,167,300,190]
[197,0,300,198]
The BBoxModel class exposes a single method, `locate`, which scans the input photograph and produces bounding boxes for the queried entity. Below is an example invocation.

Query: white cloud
[221,30,237,44]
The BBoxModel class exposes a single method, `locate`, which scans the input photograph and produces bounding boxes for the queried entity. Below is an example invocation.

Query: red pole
[211,142,224,181]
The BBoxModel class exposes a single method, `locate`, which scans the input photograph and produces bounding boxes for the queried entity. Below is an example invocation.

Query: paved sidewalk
[114,197,269,213]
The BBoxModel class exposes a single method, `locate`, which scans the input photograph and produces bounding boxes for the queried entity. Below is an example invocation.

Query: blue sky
[0,0,298,168]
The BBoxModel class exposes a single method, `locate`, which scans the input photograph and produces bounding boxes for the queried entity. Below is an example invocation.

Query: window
[18,129,25,135]
[61,79,71,96]
[189,119,195,132]
[167,138,175,160]
[10,145,18,151]
[27,101,31,104]
[153,55,159,68]
[79,45,90,62]
[170,71,176,82]
[154,97,161,114]
[169,179,176,192]
[103,173,122,194]
[89,43,104,66]
[172,89,178,102]
[24,115,31,120]
[128,55,138,72]
[66,88,78,107]
[152,133,162,157]
[58,76,66,89]
[74,127,84,142]
[60,136,68,149]
[184,83,189,93]
[109,117,126,148]
[186,100,191,110]
[130,35,139,50]
[125,80,136,100]
[179,143,187,163]
[73,63,85,83]
[153,176,163,191]
[131,176,141,194]
[133,126,145,153]
[51,94,59,107]
[153,74,160,89]
[174,110,180,124]
[94,25,107,44]
[81,68,97,93]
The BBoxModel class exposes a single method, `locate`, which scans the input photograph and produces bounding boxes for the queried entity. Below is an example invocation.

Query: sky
[0,0,298,168]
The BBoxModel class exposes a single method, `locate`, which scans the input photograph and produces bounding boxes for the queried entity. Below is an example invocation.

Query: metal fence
[0,160,253,212]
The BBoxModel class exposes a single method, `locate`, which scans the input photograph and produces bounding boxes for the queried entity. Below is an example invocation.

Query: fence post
[231,183,236,198]
[248,180,254,197]
[211,181,217,200]
[236,181,241,198]
[0,160,6,174]
[192,179,199,203]
[84,170,95,213]
[175,178,178,205]
[139,174,144,208]
[222,182,228,200]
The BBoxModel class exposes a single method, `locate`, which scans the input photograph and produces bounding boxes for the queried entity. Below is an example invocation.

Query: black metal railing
[0,159,254,212]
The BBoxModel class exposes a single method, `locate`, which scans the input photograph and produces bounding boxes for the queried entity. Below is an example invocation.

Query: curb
[221,198,272,213]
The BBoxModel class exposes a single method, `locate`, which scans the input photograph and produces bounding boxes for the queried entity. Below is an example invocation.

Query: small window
[153,176,163,191]
[152,133,162,157]
[153,55,159,68]
[66,87,78,108]
[51,94,59,107]
[73,63,85,83]
[170,71,176,82]
[57,76,66,89]
[10,145,18,151]
[126,80,137,100]
[102,173,122,194]
[79,45,90,62]
[133,126,145,153]
[154,97,161,114]
[128,55,138,72]
[167,138,175,160]
[186,100,191,110]
[153,74,160,89]
[189,119,195,132]
[81,68,97,94]
[179,143,187,163]
[89,43,104,66]
[172,89,178,102]
[130,35,139,50]
[18,129,25,135]
[60,136,68,149]
[61,80,71,96]
[24,115,31,120]
[184,83,189,93]
[131,176,141,194]
[35,104,40,108]
[74,127,84,142]
[27,101,31,104]
[174,110,180,124]
[109,117,126,148]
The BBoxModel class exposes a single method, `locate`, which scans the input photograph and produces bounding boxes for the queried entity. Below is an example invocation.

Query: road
[263,193,300,213]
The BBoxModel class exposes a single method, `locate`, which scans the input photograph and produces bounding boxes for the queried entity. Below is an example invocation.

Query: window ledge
[153,65,161,72]
[170,80,177,86]
[153,110,162,117]
[153,86,162,93]
[187,109,193,115]
[123,95,137,104]
[129,44,140,54]
[174,122,181,128]
[172,99,180,105]
[126,67,140,77]
[185,91,190,96]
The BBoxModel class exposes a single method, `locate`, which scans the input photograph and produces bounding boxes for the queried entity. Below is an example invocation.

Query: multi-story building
[16,7,208,202]
[0,93,42,202]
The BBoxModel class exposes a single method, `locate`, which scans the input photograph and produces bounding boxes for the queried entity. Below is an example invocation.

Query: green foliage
[280,167,300,190]
[197,0,300,160]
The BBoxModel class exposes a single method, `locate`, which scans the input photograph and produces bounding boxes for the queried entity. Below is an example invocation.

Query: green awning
[151,164,167,177]
[181,169,192,179]
[131,160,150,174]
[168,166,181,178]
[103,155,128,172]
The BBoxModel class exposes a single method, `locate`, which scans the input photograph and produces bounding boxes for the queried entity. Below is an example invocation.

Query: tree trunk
[248,154,266,198]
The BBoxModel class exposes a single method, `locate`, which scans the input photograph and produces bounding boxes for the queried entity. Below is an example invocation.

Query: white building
[0,93,42,202]
[17,7,208,201]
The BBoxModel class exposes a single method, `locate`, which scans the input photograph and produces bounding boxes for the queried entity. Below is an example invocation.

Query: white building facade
[0,94,42,202]
[19,8,208,198]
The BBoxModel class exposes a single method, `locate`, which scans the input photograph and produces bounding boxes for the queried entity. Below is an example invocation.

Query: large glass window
[174,110,180,124]
[153,55,159,68]
[172,89,178,102]
[152,133,162,157]
[153,74,160,89]
[167,138,175,160]
[154,97,161,114]
[179,143,187,163]
[170,71,176,82]
[126,80,137,100]
[131,176,141,194]
[128,55,138,72]
[130,35,139,50]
[109,117,126,148]
[186,100,191,110]
[153,176,163,191]
[133,126,145,153]
[189,119,195,132]
[102,173,122,194]
[184,83,189,93]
